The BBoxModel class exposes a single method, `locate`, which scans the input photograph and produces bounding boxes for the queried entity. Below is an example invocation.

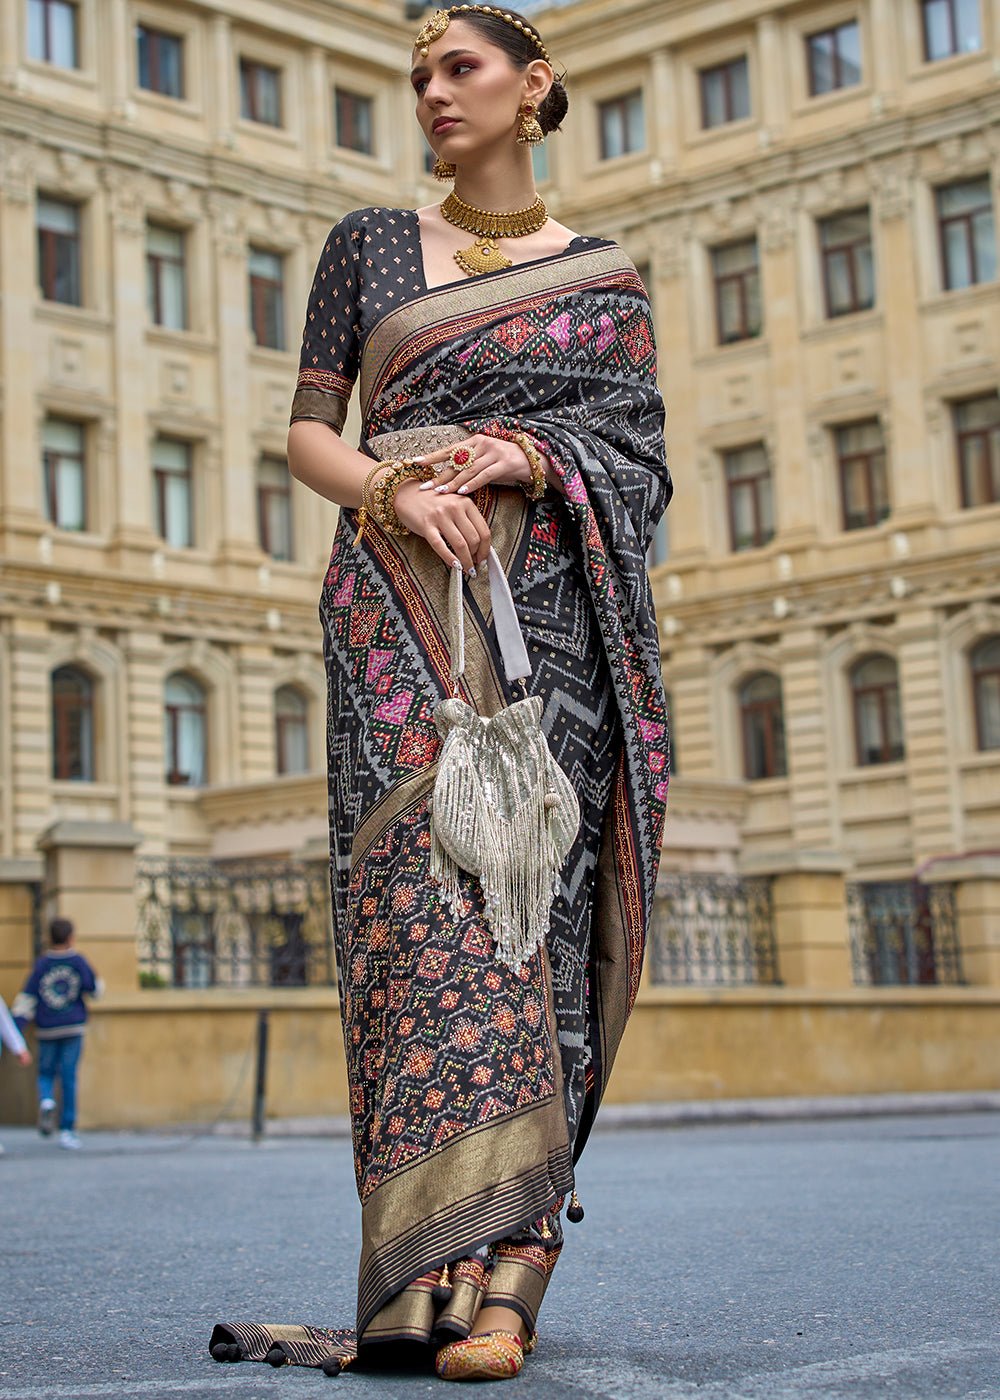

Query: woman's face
[411,20,542,162]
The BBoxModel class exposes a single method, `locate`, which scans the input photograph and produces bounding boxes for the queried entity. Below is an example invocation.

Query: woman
[210,4,670,1382]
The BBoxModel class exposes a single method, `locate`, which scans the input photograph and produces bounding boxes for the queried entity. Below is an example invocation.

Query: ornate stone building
[1,0,998,879]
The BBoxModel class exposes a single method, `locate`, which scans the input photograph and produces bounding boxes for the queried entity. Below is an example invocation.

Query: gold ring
[448,444,476,473]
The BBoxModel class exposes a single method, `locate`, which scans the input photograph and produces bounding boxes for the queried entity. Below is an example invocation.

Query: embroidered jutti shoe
[435,1330,536,1382]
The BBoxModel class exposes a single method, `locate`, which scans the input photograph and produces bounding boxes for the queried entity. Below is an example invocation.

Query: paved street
[1,1113,997,1399]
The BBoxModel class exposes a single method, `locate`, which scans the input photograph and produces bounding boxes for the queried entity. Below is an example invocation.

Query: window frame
[42,417,87,531]
[699,55,750,128]
[146,223,187,330]
[597,89,645,161]
[936,178,995,291]
[819,207,874,317]
[806,20,862,95]
[257,455,293,561]
[835,419,890,531]
[51,665,95,782]
[850,655,905,766]
[334,86,374,156]
[971,638,1000,751]
[37,196,82,306]
[711,237,761,345]
[152,437,194,547]
[136,23,184,98]
[239,56,282,127]
[724,443,774,552]
[27,0,78,67]
[953,394,1000,509]
[920,0,981,61]
[739,672,787,780]
[164,672,207,787]
[275,686,310,775]
[248,248,286,351]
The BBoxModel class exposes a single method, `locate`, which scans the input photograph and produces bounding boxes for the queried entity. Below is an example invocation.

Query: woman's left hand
[414,434,534,497]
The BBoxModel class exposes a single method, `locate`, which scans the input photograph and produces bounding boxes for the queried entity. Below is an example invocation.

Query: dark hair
[49,918,74,946]
[455,8,568,134]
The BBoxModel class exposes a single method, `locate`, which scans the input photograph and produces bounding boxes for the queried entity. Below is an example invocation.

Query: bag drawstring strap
[448,549,532,687]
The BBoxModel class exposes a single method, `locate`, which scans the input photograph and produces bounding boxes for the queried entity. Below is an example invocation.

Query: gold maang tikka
[415,7,554,66]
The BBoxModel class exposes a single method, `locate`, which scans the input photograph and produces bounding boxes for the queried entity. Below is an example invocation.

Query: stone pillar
[740,851,853,989]
[0,137,43,551]
[779,627,837,851]
[36,821,143,993]
[238,644,275,783]
[8,617,52,856]
[897,608,960,859]
[0,858,42,1001]
[923,856,1000,987]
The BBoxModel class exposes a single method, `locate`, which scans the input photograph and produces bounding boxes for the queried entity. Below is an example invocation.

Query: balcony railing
[136,857,334,989]
[846,880,962,985]
[649,873,778,985]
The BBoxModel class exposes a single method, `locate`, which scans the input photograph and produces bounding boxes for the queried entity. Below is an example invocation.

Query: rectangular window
[248,248,285,350]
[725,444,774,551]
[836,420,890,530]
[37,196,81,305]
[27,0,77,67]
[137,25,183,98]
[42,418,86,531]
[240,58,282,126]
[921,0,981,60]
[334,87,373,155]
[954,394,1000,508]
[807,21,861,94]
[819,208,874,316]
[257,456,293,561]
[152,437,193,547]
[598,90,644,160]
[712,238,761,344]
[146,224,187,329]
[699,56,750,128]
[937,179,996,290]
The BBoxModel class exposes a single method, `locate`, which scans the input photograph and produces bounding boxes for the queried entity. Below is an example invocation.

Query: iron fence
[846,880,961,985]
[136,857,335,989]
[649,873,779,985]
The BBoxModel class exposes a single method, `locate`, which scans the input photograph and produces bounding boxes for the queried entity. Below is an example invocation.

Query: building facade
[0,0,998,882]
[536,0,1000,880]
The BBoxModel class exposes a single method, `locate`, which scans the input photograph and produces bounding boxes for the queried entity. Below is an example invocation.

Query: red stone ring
[446,444,476,475]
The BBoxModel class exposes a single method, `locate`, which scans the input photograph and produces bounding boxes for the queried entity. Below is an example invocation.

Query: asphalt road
[1,1113,997,1399]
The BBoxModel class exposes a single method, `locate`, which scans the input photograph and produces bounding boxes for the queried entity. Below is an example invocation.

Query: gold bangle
[370,459,435,537]
[514,432,546,501]
[353,461,392,547]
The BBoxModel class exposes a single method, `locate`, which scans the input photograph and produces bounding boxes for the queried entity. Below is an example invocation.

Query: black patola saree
[210,208,671,1374]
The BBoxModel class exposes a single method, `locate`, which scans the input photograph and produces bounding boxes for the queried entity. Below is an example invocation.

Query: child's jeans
[37,1035,83,1131]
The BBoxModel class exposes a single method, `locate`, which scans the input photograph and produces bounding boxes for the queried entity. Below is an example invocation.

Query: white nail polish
[458,486,468,495]
[451,559,462,569]
[435,485,448,494]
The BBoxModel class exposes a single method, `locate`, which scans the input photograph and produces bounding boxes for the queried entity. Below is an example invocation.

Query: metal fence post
[252,1009,269,1142]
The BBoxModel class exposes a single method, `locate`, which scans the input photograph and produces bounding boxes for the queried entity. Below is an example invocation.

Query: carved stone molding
[0,136,36,204]
[654,218,687,281]
[866,154,914,223]
[102,165,147,236]
[753,189,798,252]
[207,192,249,259]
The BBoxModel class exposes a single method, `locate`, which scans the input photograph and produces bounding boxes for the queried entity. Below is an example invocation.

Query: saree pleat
[211,208,670,1369]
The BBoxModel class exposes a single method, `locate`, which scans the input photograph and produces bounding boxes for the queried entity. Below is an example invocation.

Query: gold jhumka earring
[432,158,457,181]
[516,101,544,145]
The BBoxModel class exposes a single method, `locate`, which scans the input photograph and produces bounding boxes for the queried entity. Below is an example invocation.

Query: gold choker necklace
[441,191,548,277]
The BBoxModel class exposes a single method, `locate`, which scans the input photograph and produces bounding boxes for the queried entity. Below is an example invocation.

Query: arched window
[971,636,1000,751]
[739,672,787,780]
[851,654,904,766]
[164,672,207,786]
[51,666,94,781]
[275,686,309,775]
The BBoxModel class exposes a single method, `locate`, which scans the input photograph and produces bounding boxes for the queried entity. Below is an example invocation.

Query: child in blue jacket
[13,918,102,1150]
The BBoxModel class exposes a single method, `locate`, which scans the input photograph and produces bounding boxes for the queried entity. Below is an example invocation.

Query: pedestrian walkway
[2,1113,997,1398]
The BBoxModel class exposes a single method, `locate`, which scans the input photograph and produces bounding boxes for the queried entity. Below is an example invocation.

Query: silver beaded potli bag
[429,549,581,972]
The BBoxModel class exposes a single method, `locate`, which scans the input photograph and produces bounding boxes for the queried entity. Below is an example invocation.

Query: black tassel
[432,1261,452,1304]
[567,1190,585,1224]
[266,1345,287,1368]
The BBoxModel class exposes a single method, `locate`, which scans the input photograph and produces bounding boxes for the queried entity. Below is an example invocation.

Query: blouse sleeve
[289,215,361,435]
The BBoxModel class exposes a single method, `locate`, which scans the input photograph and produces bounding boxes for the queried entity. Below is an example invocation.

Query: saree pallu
[212,214,671,1372]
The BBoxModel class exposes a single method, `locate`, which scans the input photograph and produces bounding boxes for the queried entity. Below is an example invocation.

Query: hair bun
[539,76,568,134]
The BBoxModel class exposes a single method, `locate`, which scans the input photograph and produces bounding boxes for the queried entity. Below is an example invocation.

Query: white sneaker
[38,1099,56,1136]
[58,1130,81,1150]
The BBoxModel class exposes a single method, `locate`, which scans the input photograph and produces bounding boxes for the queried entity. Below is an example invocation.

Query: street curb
[200,1089,1000,1139]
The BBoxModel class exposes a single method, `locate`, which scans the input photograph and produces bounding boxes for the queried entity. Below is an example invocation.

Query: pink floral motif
[547,312,572,349]
[332,571,356,607]
[375,690,413,725]
[365,650,393,685]
[595,314,617,352]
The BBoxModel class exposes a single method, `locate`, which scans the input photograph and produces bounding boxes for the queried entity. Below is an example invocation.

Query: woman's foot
[435,1307,535,1381]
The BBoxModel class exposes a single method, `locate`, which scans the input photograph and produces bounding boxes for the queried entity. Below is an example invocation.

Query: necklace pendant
[454,238,513,277]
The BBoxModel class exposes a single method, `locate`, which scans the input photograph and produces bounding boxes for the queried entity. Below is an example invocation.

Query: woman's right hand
[393,478,491,574]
